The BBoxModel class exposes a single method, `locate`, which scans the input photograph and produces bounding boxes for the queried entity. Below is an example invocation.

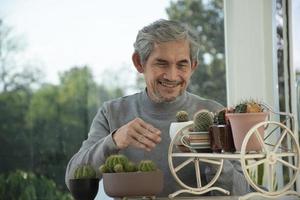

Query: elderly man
[65,19,250,197]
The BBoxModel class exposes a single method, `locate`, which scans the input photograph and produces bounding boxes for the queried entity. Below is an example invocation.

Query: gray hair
[133,19,199,64]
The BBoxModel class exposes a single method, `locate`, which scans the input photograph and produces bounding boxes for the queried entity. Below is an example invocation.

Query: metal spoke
[276,152,297,157]
[194,159,202,188]
[245,159,267,169]
[174,158,194,172]
[273,130,287,153]
[268,164,274,191]
[277,158,298,170]
[198,158,222,165]
[255,130,268,153]
[244,153,266,160]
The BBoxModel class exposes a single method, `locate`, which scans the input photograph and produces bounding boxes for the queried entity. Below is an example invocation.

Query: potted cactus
[99,154,137,173]
[208,109,235,153]
[169,111,193,152]
[169,110,193,141]
[225,100,268,151]
[69,164,99,200]
[184,109,214,152]
[101,154,163,199]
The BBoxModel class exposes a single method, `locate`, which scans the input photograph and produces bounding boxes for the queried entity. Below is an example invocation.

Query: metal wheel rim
[240,121,300,195]
[168,124,224,192]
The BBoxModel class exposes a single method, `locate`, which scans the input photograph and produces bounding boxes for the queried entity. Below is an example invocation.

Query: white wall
[224,0,279,109]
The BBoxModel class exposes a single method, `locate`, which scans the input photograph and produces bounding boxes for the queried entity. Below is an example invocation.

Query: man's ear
[191,61,198,72]
[132,52,144,73]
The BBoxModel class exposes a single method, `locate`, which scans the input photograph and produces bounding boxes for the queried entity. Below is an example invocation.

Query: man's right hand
[112,117,161,151]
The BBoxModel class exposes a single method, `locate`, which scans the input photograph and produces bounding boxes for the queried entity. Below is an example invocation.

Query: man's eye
[156,63,167,67]
[178,64,188,70]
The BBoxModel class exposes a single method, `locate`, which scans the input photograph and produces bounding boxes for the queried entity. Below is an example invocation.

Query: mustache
[158,79,182,85]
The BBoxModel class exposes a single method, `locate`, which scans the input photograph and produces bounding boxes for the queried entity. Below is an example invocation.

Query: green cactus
[176,111,189,122]
[193,109,214,132]
[114,164,124,173]
[74,165,96,179]
[105,154,129,173]
[234,99,262,113]
[124,161,137,172]
[216,109,226,125]
[99,164,109,174]
[234,103,247,113]
[138,160,157,172]
[100,154,158,174]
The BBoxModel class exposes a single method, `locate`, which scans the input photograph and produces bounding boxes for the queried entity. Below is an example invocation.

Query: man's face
[141,39,197,102]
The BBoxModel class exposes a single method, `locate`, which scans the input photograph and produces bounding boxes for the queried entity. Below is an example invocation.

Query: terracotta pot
[103,170,164,198]
[69,178,99,200]
[226,112,268,151]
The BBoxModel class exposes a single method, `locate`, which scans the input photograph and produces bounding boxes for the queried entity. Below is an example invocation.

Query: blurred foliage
[0,19,124,196]
[0,170,72,200]
[0,65,124,194]
[166,0,227,106]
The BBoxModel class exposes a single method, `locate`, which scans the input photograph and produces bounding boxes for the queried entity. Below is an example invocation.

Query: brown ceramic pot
[226,112,268,151]
[69,178,99,200]
[209,124,235,153]
[222,123,236,152]
[103,170,163,198]
[209,125,223,152]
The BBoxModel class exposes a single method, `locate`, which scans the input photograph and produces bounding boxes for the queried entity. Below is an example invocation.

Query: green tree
[166,0,227,105]
[26,66,124,189]
[0,90,32,172]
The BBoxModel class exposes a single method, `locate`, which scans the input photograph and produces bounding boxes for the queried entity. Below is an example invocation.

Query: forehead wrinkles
[151,41,190,63]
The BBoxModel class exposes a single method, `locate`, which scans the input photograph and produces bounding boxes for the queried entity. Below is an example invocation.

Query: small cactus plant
[104,154,129,173]
[99,154,159,174]
[125,161,138,172]
[193,109,214,132]
[74,164,97,179]
[99,164,109,174]
[216,109,226,125]
[138,160,157,172]
[113,164,124,173]
[176,111,189,122]
[99,154,138,173]
[234,100,263,113]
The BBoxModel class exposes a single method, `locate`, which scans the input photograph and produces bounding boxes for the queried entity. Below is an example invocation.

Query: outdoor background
[0,0,299,199]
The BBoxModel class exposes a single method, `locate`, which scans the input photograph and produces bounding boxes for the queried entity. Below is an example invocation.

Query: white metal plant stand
[168,108,300,200]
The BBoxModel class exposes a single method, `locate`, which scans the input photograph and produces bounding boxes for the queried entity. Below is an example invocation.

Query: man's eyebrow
[177,59,189,64]
[155,58,168,63]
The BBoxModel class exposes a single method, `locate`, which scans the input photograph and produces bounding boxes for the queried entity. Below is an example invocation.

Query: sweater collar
[140,88,187,115]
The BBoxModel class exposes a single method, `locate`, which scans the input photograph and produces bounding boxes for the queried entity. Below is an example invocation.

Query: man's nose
[164,66,178,80]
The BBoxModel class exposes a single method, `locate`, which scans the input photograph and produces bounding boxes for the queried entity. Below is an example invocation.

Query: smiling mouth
[158,80,181,88]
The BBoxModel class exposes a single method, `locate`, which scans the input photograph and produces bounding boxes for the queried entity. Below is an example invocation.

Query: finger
[141,122,161,135]
[135,118,161,135]
[134,121,161,143]
[129,136,151,151]
[131,129,156,149]
[133,126,158,148]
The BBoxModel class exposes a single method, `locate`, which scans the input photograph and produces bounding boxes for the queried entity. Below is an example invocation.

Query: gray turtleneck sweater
[65,90,250,197]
